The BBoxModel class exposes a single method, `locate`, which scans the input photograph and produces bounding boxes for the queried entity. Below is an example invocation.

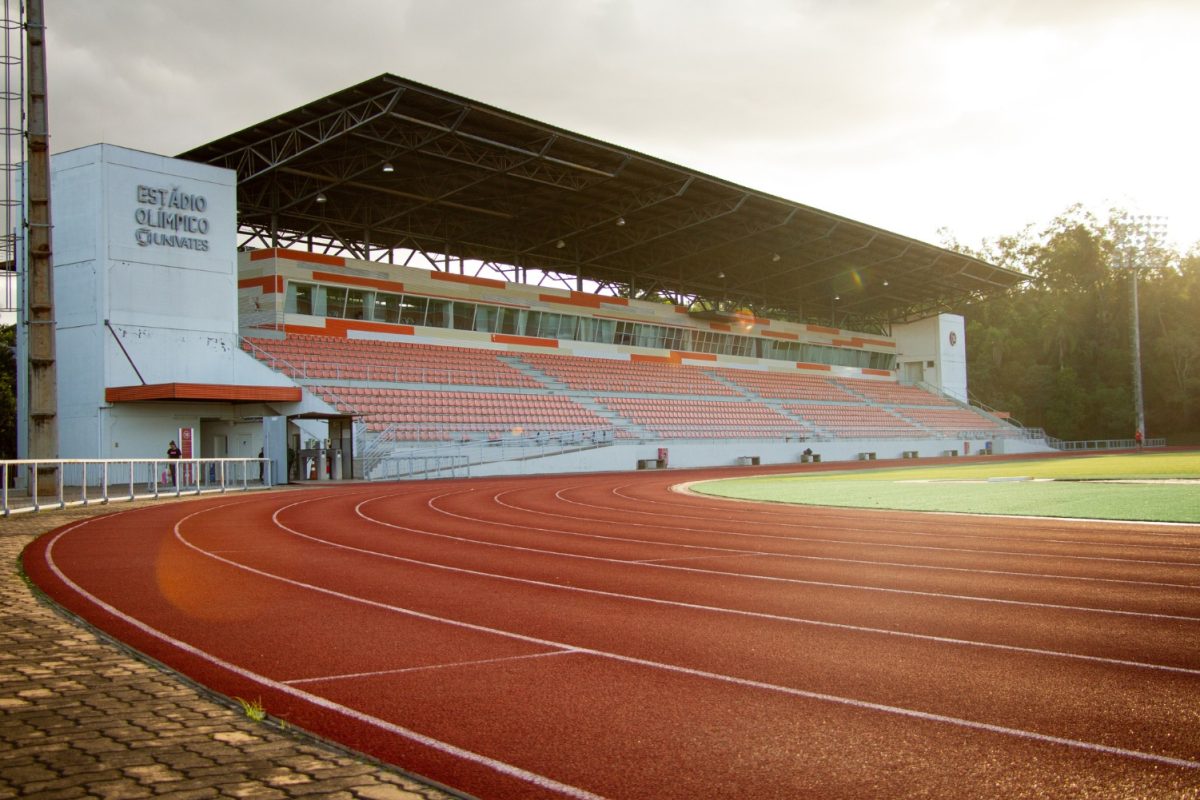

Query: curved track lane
[22,467,1200,799]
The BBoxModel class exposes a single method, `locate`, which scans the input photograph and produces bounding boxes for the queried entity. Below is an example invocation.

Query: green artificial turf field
[689,452,1200,523]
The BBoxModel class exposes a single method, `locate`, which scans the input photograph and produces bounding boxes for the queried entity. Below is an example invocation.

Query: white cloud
[41,0,1200,250]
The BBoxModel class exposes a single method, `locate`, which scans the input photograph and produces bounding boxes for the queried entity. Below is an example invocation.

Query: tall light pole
[1115,214,1168,445]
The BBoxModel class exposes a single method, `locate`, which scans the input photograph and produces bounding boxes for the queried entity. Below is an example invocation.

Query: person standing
[167,439,181,483]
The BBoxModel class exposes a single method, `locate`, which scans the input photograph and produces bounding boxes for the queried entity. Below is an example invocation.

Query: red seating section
[314,387,610,442]
[246,333,1010,443]
[521,352,737,396]
[244,335,538,387]
[597,398,811,440]
[715,369,859,401]
[894,407,1008,432]
[781,404,923,438]
[836,378,956,406]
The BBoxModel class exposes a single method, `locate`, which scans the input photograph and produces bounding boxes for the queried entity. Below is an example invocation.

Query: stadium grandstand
[16,74,1044,483]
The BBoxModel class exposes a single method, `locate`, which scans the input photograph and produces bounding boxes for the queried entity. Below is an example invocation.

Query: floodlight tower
[1115,214,1168,445]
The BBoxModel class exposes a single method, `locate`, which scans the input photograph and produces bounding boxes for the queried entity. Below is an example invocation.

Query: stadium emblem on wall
[949,331,958,346]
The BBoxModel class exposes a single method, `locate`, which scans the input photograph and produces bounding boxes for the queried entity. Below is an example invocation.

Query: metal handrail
[2,457,270,516]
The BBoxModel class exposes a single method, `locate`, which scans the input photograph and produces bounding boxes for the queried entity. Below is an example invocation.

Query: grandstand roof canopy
[180,74,1024,326]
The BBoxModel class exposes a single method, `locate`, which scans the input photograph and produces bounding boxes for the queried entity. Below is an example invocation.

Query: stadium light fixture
[615,216,626,227]
[555,239,566,249]
[381,162,395,173]
[315,192,328,204]
[1114,213,1168,445]
[771,253,781,262]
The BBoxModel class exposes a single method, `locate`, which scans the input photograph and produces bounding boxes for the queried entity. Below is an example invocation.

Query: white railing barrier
[1,457,272,517]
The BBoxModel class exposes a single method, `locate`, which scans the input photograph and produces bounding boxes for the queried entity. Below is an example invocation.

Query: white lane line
[566,483,1200,567]
[284,650,578,686]
[656,478,1200,531]
[421,489,1200,623]
[165,498,1200,772]
[491,486,1200,589]
[341,495,1200,676]
[42,514,609,800]
[612,479,1200,547]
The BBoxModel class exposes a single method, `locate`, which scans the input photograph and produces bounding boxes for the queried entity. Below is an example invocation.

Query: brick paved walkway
[1,499,463,800]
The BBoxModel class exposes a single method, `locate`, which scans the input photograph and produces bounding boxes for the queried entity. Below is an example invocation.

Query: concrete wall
[397,434,1052,480]
[892,313,967,402]
[15,144,326,462]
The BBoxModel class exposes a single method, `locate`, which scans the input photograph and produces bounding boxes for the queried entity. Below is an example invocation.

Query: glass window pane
[558,314,578,341]
[426,299,450,328]
[345,289,368,320]
[474,305,497,332]
[285,283,313,315]
[499,308,522,335]
[324,287,347,319]
[372,293,400,323]
[452,302,475,330]
[523,311,542,337]
[398,296,426,325]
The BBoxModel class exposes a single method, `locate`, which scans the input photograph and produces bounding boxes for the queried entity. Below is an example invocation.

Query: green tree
[950,208,1197,443]
[0,325,15,459]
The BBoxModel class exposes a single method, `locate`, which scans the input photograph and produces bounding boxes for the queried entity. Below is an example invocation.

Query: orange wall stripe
[250,248,346,267]
[860,368,894,377]
[281,321,415,338]
[539,293,602,309]
[762,330,799,340]
[491,334,558,348]
[237,276,283,293]
[282,323,342,337]
[311,271,405,293]
[631,354,675,364]
[430,271,506,289]
[796,362,833,371]
[806,324,841,335]
[538,291,631,309]
[708,322,732,332]
[673,351,718,362]
[326,319,415,337]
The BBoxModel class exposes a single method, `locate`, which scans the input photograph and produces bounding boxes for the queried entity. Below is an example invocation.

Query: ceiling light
[315,192,327,204]
[833,294,840,301]
[555,240,566,249]
[381,162,395,173]
[772,253,781,262]
[717,271,725,280]
[882,279,889,287]
[615,217,626,227]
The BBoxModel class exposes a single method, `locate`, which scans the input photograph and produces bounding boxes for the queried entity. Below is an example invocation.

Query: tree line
[945,206,1198,444]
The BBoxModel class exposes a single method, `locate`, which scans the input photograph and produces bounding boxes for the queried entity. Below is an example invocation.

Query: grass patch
[234,696,267,722]
[691,452,1200,523]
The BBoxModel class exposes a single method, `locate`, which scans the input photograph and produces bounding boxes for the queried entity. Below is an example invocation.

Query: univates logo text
[134,185,211,251]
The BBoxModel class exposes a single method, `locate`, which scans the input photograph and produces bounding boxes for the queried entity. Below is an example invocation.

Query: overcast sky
[41,0,1200,252]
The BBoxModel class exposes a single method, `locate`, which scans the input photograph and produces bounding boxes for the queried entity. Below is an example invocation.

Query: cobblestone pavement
[1,498,463,800]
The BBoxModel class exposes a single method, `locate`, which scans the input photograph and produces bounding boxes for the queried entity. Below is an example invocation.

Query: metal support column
[24,0,56,488]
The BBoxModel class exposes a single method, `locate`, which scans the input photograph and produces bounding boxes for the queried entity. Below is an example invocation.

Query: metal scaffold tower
[7,0,57,481]
[1,0,21,314]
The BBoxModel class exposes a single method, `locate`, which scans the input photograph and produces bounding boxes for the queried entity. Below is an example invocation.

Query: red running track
[22,464,1200,799]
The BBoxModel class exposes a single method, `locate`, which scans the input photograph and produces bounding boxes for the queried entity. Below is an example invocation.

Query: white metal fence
[1,457,271,516]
